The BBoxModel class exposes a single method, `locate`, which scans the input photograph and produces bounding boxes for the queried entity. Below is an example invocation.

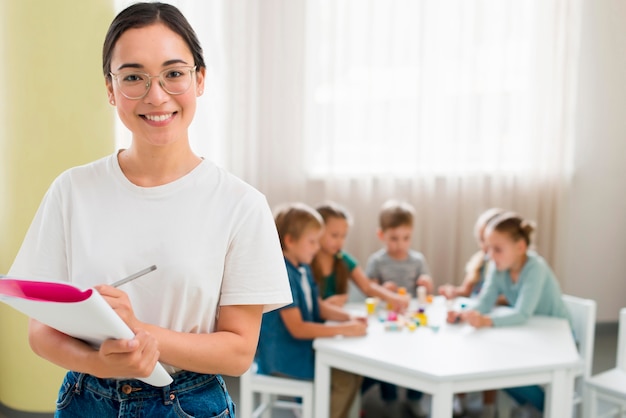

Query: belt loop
[162,384,173,405]
[73,372,87,394]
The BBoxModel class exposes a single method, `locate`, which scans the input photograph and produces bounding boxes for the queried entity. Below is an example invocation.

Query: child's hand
[416,275,434,294]
[382,281,398,292]
[438,284,457,299]
[387,293,410,313]
[447,310,462,324]
[464,310,493,328]
[342,319,368,337]
[324,294,348,307]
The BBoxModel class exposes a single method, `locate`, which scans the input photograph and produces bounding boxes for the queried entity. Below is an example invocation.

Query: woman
[9,3,291,417]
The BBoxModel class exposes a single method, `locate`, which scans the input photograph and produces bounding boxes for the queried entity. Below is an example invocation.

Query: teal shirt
[320,251,358,299]
[474,252,571,327]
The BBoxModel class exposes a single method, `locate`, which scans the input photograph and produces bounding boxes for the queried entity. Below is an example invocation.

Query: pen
[111,265,157,288]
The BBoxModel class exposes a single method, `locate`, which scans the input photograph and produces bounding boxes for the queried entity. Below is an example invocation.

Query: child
[256,203,368,418]
[438,207,504,299]
[437,207,505,418]
[366,199,434,296]
[311,201,409,312]
[362,199,434,417]
[447,211,572,416]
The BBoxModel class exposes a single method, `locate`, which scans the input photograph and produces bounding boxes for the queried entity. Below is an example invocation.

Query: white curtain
[115,0,581,288]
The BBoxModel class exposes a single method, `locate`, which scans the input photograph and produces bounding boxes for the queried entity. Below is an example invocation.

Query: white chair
[497,294,597,417]
[584,307,626,418]
[239,362,314,418]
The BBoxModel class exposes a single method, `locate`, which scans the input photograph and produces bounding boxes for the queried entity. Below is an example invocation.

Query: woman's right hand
[97,329,160,379]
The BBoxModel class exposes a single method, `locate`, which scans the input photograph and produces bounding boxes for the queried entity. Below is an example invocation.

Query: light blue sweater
[473,252,571,327]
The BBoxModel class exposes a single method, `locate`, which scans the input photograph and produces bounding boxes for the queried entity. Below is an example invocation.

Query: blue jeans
[55,370,235,417]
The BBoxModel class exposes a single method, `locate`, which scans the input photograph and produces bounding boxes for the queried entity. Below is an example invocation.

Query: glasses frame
[110,65,197,100]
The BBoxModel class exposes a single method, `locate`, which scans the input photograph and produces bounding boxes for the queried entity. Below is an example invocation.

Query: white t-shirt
[9,153,291,372]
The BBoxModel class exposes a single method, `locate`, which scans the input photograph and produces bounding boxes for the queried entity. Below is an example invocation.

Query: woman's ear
[195,66,206,96]
[105,77,115,106]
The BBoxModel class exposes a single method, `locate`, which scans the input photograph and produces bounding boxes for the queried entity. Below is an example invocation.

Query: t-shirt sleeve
[364,253,379,281]
[339,251,359,272]
[9,174,69,282]
[218,192,292,313]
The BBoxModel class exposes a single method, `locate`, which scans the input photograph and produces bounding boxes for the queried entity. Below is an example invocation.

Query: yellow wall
[0,0,114,412]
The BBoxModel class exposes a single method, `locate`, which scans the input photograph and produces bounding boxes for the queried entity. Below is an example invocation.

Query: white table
[314,303,582,418]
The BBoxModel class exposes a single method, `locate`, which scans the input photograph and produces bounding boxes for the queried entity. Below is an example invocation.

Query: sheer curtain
[114,0,580,287]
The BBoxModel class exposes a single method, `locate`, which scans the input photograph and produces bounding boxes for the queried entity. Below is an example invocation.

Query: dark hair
[311,202,352,296]
[102,2,206,79]
[486,211,536,246]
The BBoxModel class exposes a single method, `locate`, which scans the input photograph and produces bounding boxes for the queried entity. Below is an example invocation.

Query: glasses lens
[160,67,194,95]
[115,71,150,99]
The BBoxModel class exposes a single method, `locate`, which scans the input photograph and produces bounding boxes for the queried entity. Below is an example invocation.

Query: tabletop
[313,298,582,418]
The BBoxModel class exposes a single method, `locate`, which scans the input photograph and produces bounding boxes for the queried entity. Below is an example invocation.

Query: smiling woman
[7,2,291,417]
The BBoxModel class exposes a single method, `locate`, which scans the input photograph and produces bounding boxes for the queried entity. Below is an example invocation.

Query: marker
[111,265,157,288]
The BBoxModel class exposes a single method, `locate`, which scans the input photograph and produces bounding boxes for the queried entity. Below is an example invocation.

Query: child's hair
[465,207,505,286]
[473,207,505,243]
[311,202,352,295]
[273,203,324,250]
[485,211,536,246]
[378,199,415,231]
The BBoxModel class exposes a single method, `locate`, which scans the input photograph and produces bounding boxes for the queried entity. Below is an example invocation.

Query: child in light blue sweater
[447,211,571,416]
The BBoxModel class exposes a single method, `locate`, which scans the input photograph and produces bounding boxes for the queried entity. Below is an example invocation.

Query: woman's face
[319,217,348,256]
[106,23,205,148]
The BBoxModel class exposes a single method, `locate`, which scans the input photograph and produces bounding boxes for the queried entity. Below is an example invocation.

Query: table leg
[314,354,332,418]
[544,369,573,418]
[429,384,453,418]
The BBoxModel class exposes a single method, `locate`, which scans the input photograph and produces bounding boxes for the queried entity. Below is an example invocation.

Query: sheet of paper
[0,278,173,387]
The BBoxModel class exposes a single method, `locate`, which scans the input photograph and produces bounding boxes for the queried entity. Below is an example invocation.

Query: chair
[496,294,597,417]
[584,307,626,418]
[239,362,314,418]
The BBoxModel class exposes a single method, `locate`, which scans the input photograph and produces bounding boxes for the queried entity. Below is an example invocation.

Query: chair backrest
[617,307,626,371]
[562,294,597,379]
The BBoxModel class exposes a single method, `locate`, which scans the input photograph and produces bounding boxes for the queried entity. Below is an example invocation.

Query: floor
[0,323,619,418]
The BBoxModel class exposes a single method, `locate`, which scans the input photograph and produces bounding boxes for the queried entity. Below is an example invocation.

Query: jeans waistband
[70,370,218,403]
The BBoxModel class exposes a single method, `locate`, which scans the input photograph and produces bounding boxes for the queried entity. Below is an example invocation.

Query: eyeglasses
[110,66,197,100]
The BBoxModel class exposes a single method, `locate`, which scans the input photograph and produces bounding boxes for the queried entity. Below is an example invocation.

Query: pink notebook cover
[0,277,172,387]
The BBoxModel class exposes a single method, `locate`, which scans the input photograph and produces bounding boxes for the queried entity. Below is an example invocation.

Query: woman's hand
[95,285,141,330]
[97,329,160,379]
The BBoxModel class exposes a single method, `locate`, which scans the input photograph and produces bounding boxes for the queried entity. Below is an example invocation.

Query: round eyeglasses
[110,66,197,100]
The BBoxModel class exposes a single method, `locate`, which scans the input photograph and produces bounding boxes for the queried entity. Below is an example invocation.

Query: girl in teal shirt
[311,202,409,312]
[448,211,571,415]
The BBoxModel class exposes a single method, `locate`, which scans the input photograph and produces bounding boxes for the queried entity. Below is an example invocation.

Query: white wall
[559,0,626,322]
